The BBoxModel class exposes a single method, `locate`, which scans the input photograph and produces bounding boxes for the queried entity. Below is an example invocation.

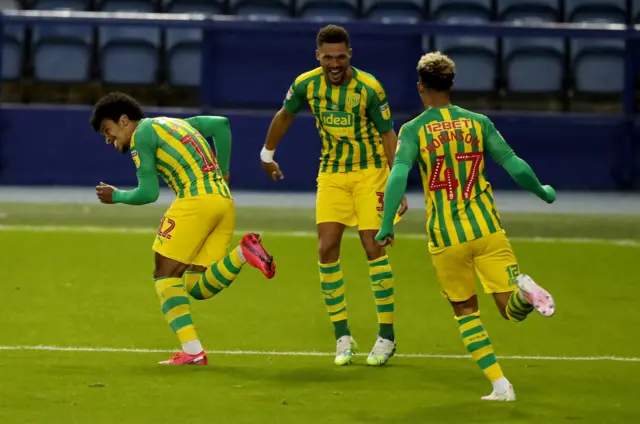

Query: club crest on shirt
[346,93,361,107]
[131,150,140,168]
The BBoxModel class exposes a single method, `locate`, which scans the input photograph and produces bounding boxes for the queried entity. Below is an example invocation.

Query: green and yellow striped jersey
[397,106,514,248]
[130,117,231,199]
[283,67,394,173]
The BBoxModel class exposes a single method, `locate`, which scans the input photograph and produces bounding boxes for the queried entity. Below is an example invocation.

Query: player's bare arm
[261,107,293,181]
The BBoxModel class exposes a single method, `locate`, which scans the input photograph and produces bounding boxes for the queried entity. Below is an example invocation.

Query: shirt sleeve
[366,84,394,134]
[112,122,160,205]
[393,124,420,167]
[185,116,232,175]
[483,117,515,166]
[378,124,418,232]
[282,79,306,115]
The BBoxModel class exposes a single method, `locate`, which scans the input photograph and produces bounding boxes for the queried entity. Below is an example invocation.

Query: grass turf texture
[0,202,638,423]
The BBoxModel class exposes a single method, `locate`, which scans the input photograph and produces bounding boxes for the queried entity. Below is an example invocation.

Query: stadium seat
[98,1,160,84]
[99,0,160,46]
[1,0,24,67]
[31,0,92,44]
[363,0,424,24]
[162,0,224,13]
[34,39,91,82]
[168,44,201,86]
[31,0,91,10]
[502,15,564,93]
[569,15,625,60]
[102,41,158,84]
[497,0,559,22]
[297,0,358,21]
[230,0,291,19]
[567,4,625,94]
[432,10,497,93]
[2,38,21,80]
[433,15,497,54]
[444,49,496,92]
[166,0,222,49]
[565,0,627,22]
[430,0,492,20]
[574,51,623,93]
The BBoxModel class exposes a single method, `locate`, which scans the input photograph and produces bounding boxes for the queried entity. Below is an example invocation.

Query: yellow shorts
[429,230,520,302]
[316,166,401,230]
[152,194,235,267]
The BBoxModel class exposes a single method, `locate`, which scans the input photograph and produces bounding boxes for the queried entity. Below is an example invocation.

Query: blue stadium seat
[99,0,160,46]
[31,0,92,44]
[31,0,90,9]
[446,49,496,91]
[497,0,559,22]
[99,1,159,84]
[2,0,25,57]
[297,0,358,21]
[34,40,91,82]
[230,0,291,19]
[168,45,201,86]
[569,15,624,59]
[363,0,423,23]
[502,15,564,93]
[433,15,497,55]
[430,0,492,20]
[162,0,224,13]
[567,4,625,94]
[166,0,222,49]
[565,0,627,22]
[102,41,158,84]
[574,51,623,93]
[2,38,21,80]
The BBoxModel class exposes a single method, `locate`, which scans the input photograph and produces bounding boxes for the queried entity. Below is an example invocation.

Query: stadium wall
[0,105,636,191]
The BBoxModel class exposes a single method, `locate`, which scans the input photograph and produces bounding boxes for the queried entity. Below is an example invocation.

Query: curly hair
[417,51,456,92]
[90,92,145,131]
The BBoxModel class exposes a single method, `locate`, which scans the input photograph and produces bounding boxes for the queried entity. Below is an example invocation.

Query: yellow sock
[155,277,198,344]
[186,247,245,300]
[505,289,534,322]
[368,255,395,339]
[457,311,504,383]
[319,260,350,338]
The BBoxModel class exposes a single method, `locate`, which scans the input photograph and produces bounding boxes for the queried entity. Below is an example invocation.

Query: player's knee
[359,230,385,261]
[318,238,340,263]
[451,296,479,317]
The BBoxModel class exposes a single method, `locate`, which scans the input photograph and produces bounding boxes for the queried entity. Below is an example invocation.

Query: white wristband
[260,147,275,163]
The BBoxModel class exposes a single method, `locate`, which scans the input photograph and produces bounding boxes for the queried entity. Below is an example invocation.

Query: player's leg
[316,172,358,365]
[354,167,397,366]
[154,253,207,365]
[185,197,275,300]
[152,199,213,365]
[474,231,556,323]
[431,240,515,401]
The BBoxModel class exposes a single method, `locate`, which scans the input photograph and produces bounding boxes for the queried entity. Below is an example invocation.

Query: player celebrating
[260,25,407,366]
[376,52,556,401]
[91,92,275,365]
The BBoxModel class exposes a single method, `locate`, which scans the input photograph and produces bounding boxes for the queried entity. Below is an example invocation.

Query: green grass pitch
[0,202,638,424]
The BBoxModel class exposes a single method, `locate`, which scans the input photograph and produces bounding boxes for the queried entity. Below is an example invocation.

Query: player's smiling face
[100,116,133,154]
[317,42,352,86]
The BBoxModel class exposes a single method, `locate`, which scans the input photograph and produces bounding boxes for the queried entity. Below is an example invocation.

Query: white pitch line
[0,345,638,362]
[0,224,637,247]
